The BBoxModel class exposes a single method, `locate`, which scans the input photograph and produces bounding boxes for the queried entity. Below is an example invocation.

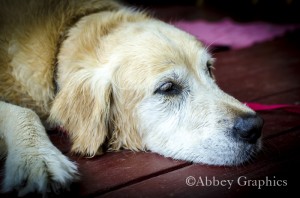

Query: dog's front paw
[2,146,79,197]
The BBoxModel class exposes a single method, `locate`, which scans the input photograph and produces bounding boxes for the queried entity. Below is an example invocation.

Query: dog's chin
[148,137,262,166]
[196,138,262,166]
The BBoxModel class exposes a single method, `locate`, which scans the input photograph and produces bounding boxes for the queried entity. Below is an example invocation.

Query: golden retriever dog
[0,0,263,196]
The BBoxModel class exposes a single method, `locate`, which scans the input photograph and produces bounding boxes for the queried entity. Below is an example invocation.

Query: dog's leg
[0,101,79,196]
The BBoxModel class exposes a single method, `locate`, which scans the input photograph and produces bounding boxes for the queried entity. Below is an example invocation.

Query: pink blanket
[173,18,300,49]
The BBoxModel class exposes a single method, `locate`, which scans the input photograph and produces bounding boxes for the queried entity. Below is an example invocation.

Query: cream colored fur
[0,0,261,196]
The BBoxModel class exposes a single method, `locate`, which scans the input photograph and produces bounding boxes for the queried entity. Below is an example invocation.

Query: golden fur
[0,0,263,195]
[0,0,120,119]
[0,0,144,156]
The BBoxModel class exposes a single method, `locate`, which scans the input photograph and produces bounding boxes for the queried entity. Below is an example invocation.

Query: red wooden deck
[1,5,300,198]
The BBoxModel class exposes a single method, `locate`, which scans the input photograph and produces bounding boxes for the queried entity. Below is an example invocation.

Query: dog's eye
[206,61,214,77]
[155,82,181,96]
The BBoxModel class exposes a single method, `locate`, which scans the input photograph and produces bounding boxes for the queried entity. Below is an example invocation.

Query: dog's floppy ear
[49,70,111,156]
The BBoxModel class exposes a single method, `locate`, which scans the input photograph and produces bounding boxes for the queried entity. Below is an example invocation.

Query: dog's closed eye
[206,60,214,78]
[155,82,182,96]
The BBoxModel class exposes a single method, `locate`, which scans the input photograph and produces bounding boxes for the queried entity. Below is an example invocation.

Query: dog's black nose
[233,114,263,143]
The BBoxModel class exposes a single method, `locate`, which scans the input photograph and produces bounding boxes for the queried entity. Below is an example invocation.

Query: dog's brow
[193,50,212,74]
[163,69,186,80]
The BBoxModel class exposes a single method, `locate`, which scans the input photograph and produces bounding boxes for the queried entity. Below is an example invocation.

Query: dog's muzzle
[233,114,264,144]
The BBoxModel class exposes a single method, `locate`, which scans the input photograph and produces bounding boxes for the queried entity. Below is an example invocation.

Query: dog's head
[50,9,263,165]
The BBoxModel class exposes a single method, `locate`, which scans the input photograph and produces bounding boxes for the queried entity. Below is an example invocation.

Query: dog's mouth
[194,114,264,166]
[143,113,264,166]
[228,135,263,165]
[185,135,263,166]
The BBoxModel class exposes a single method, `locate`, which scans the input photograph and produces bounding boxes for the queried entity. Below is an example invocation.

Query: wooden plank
[213,36,300,102]
[95,127,300,198]
[48,129,72,154]
[252,88,300,104]
[259,111,300,138]
[69,151,190,196]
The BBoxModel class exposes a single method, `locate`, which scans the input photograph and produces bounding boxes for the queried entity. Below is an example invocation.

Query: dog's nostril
[233,114,264,144]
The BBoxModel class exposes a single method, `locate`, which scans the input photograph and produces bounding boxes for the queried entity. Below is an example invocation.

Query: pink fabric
[245,103,300,114]
[173,18,300,49]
